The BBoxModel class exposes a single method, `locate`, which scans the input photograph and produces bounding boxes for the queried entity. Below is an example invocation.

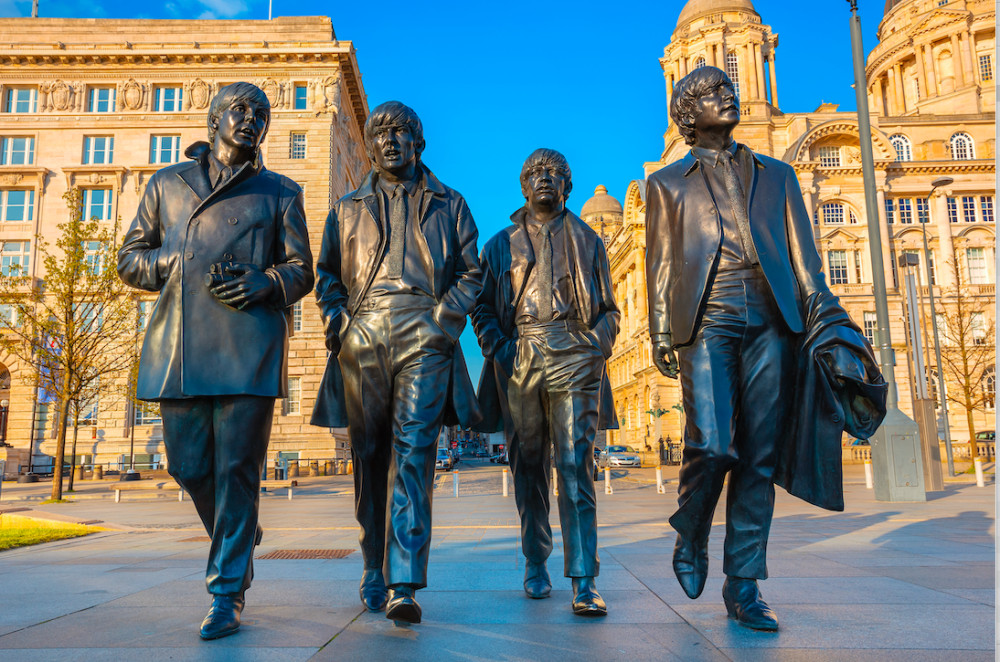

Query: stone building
[0,17,370,473]
[601,0,996,454]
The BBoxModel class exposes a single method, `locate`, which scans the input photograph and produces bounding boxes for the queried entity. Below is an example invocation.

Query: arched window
[725,52,740,98]
[984,368,995,411]
[950,132,975,160]
[694,56,706,69]
[889,134,912,161]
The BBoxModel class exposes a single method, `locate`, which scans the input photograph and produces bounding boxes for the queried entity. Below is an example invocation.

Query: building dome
[676,0,758,27]
[580,185,623,219]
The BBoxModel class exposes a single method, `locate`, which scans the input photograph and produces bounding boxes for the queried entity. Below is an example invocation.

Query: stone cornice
[0,165,49,191]
[61,164,127,193]
[884,159,996,175]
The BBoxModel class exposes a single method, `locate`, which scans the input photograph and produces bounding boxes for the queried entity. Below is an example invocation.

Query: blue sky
[2,0,887,382]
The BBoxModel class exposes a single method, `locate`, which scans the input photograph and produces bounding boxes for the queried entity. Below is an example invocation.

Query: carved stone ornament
[320,74,341,112]
[0,174,23,186]
[260,78,282,108]
[844,147,862,165]
[49,80,72,111]
[89,172,105,184]
[122,79,144,110]
[189,79,211,110]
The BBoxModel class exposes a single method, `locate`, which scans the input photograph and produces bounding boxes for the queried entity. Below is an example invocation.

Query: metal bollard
[604,467,613,495]
[864,460,873,489]
[502,467,509,497]
[974,457,985,487]
[289,461,300,478]
[453,471,459,497]
[75,465,85,481]
[552,467,558,496]
[324,460,334,476]
[656,466,665,494]
[95,465,103,480]
[309,460,320,477]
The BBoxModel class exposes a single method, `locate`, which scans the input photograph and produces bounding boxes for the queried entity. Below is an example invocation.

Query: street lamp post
[847,0,925,501]
[925,176,955,476]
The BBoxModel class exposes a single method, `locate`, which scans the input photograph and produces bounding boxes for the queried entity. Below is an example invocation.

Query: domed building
[579,185,623,243]
[604,0,995,456]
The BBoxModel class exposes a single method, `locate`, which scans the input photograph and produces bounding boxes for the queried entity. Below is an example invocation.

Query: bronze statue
[118,82,314,639]
[473,149,619,616]
[645,67,886,631]
[311,101,482,625]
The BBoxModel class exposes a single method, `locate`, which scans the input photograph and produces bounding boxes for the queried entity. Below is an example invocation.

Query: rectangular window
[0,189,34,222]
[981,196,994,223]
[82,136,114,165]
[137,299,153,332]
[74,302,102,333]
[0,303,18,327]
[5,88,37,113]
[897,198,913,224]
[88,87,116,113]
[292,300,302,332]
[285,376,301,415]
[78,388,99,426]
[822,203,844,225]
[884,197,895,224]
[134,401,162,426]
[979,54,993,83]
[853,249,863,283]
[936,313,952,346]
[916,198,929,224]
[294,84,308,110]
[962,196,977,223]
[290,132,306,159]
[0,136,34,165]
[149,135,180,164]
[966,247,987,284]
[0,241,30,276]
[863,312,878,345]
[83,240,104,274]
[947,197,958,223]
[81,189,113,221]
[970,312,986,345]
[828,250,848,284]
[154,86,183,112]
[818,146,841,167]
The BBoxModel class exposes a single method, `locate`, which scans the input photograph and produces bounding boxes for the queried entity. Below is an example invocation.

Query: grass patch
[0,514,102,551]
[39,499,73,504]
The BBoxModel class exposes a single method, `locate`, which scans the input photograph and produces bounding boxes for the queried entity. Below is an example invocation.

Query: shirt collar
[691,140,738,168]
[376,171,423,198]
[526,212,565,237]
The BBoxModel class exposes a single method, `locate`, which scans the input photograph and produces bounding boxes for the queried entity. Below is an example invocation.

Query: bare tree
[933,259,996,464]
[0,189,136,500]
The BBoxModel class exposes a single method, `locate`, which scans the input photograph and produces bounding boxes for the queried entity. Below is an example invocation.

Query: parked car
[599,445,641,468]
[435,449,453,471]
[975,430,995,442]
[490,452,508,465]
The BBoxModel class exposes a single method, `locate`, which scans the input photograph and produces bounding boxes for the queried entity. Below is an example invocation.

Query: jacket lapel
[182,159,259,222]
[508,208,535,311]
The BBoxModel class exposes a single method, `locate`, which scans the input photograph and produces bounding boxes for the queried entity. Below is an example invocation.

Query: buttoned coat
[118,142,314,400]
[645,147,835,347]
[310,165,482,429]
[472,209,620,433]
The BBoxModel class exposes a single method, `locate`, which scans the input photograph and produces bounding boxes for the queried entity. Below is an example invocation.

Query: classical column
[932,191,957,289]
[959,32,976,85]
[707,41,717,67]
[914,46,927,99]
[745,44,758,102]
[626,269,636,336]
[950,33,965,87]
[886,67,898,115]
[715,44,724,70]
[799,171,815,221]
[923,44,937,96]
[635,247,647,321]
[893,63,906,113]
[754,44,766,100]
[872,76,885,115]
[875,181,894,287]
[680,56,688,77]
[768,51,779,108]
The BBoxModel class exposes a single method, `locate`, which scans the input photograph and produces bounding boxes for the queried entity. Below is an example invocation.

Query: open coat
[117,142,314,400]
[472,209,619,434]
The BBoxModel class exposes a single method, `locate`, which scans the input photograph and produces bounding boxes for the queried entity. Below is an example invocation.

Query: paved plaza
[0,460,994,661]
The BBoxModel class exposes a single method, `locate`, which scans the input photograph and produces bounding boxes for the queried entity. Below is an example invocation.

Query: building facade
[0,17,371,473]
[596,0,996,454]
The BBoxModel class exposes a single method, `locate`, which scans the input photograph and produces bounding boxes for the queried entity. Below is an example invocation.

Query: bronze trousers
[339,301,451,589]
[160,395,274,596]
[671,269,794,579]
[505,322,603,578]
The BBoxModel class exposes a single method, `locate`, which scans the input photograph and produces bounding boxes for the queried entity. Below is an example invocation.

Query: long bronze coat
[472,209,619,433]
[310,165,482,429]
[118,142,314,399]
[645,150,831,346]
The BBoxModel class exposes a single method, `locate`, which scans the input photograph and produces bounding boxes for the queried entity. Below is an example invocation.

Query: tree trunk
[50,396,72,501]
[67,416,80,492]
[965,405,979,463]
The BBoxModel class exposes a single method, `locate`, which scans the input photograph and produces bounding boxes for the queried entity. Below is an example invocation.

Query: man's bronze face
[523,164,567,211]
[215,98,269,153]
[372,124,417,175]
[692,82,740,134]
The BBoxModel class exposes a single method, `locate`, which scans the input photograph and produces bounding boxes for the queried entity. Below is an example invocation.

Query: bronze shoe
[722,577,779,631]
[523,561,552,599]
[385,585,422,624]
[359,567,388,612]
[673,533,709,599]
[571,577,607,616]
[199,593,244,640]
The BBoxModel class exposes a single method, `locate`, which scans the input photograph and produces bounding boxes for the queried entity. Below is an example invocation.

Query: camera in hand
[204,262,245,288]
